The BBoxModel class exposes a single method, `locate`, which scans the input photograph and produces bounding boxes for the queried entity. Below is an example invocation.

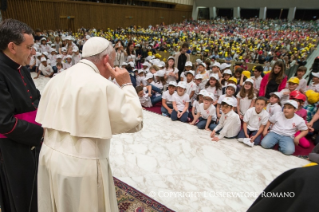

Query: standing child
[266,92,282,117]
[217,84,238,120]
[197,62,210,82]
[307,72,319,92]
[211,97,241,141]
[295,66,307,93]
[165,56,179,82]
[236,78,256,119]
[136,70,146,87]
[220,69,232,88]
[180,61,193,82]
[261,100,308,155]
[251,65,263,95]
[185,71,196,103]
[205,73,222,105]
[161,81,177,117]
[237,97,269,146]
[190,92,217,131]
[171,81,190,123]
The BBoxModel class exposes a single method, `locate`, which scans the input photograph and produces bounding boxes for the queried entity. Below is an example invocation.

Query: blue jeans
[237,128,262,145]
[150,84,162,94]
[261,132,295,155]
[161,104,173,117]
[171,110,188,122]
[197,117,217,131]
[151,95,162,106]
[52,66,57,73]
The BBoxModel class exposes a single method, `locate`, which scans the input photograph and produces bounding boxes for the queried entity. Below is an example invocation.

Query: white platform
[32,73,309,212]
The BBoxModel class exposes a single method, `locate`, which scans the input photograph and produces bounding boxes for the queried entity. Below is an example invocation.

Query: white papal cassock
[36,59,143,212]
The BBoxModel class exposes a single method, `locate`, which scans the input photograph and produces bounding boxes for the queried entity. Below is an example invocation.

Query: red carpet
[144,102,162,115]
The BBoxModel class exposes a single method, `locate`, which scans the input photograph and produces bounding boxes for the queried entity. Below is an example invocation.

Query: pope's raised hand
[106,62,131,87]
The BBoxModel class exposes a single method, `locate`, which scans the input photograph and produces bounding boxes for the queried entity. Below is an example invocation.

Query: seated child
[236,78,256,119]
[153,70,166,90]
[266,92,282,117]
[238,97,269,146]
[192,89,206,120]
[161,81,177,117]
[280,77,299,105]
[261,100,309,155]
[217,84,238,120]
[56,62,64,73]
[289,90,311,148]
[190,92,217,131]
[136,86,162,108]
[210,97,241,141]
[34,57,54,79]
[171,81,190,123]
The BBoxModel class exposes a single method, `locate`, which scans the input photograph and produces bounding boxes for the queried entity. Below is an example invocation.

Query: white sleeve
[261,112,269,125]
[243,110,250,123]
[191,84,197,91]
[297,120,308,131]
[185,94,190,102]
[269,112,279,124]
[217,115,236,139]
[217,96,223,104]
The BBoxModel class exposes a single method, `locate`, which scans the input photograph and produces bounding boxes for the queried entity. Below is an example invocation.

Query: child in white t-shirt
[211,97,241,141]
[217,84,237,119]
[136,86,152,108]
[194,74,204,102]
[280,77,299,105]
[295,66,307,93]
[161,81,177,117]
[205,73,222,105]
[251,65,263,95]
[136,70,146,87]
[261,100,308,155]
[171,81,190,123]
[236,78,256,119]
[190,92,217,131]
[63,55,73,70]
[34,57,54,79]
[266,92,282,117]
[192,89,206,120]
[180,61,192,82]
[165,56,179,82]
[307,72,319,92]
[185,71,196,103]
[238,97,269,146]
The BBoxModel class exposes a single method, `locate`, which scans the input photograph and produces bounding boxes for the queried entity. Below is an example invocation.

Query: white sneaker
[243,138,254,147]
[238,138,244,142]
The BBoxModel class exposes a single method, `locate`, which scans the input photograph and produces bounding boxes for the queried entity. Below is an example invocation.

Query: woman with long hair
[114,40,127,67]
[126,42,137,64]
[259,61,287,98]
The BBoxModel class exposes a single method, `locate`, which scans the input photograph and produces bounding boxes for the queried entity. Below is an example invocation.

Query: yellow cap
[228,77,238,84]
[242,71,251,78]
[288,77,300,84]
[305,90,319,104]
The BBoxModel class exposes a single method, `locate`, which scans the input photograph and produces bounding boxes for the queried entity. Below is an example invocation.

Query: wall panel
[1,0,192,31]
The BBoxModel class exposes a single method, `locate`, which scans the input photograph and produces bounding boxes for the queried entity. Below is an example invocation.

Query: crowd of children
[29,20,319,156]
[133,55,319,156]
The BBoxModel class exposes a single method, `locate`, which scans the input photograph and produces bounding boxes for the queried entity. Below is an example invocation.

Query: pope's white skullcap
[82,37,111,58]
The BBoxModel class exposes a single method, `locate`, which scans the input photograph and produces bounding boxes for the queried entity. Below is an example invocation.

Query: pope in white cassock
[36,37,143,212]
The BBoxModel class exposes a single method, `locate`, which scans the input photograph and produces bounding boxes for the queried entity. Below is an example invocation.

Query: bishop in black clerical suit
[0,19,43,212]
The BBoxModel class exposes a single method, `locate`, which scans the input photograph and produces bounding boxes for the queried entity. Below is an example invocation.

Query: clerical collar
[79,59,100,74]
[0,51,21,70]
